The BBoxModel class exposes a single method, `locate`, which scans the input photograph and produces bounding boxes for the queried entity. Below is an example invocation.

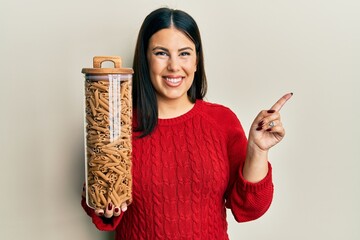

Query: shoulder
[197,100,247,150]
[196,100,245,142]
[197,100,241,126]
[197,100,246,145]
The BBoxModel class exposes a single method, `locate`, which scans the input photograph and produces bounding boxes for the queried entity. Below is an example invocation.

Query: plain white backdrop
[1,0,359,239]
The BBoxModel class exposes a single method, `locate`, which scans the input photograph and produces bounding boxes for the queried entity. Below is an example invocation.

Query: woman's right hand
[82,183,127,218]
[94,202,128,218]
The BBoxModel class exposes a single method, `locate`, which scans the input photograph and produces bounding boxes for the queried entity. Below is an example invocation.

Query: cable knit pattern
[82,100,274,239]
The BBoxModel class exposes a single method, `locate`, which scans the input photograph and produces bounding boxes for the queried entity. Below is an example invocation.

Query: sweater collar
[157,100,203,126]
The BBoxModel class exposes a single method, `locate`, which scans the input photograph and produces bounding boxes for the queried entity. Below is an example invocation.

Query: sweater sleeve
[224,110,274,222]
[81,197,123,231]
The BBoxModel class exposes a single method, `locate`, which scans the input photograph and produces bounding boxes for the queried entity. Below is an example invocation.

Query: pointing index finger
[270,93,293,112]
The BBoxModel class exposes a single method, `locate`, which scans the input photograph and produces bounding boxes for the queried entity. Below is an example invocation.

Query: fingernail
[266,128,272,132]
[290,92,293,96]
[121,205,128,212]
[108,203,112,211]
[99,212,104,216]
[258,120,264,127]
[256,126,263,131]
[114,207,119,213]
[267,110,275,113]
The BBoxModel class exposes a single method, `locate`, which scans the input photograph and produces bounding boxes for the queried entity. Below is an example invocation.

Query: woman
[82,7,292,239]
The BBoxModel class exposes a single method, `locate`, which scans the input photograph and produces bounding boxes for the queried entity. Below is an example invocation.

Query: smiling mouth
[166,77,182,83]
[164,77,183,86]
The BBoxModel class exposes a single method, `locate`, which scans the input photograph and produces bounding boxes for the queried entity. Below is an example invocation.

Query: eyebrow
[151,46,194,52]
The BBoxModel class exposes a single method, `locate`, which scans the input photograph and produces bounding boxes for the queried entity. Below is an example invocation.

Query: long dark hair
[132,7,207,137]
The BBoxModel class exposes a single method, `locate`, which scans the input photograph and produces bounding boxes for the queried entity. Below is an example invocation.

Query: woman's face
[147,27,197,104]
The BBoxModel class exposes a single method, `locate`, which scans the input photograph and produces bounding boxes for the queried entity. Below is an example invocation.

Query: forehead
[148,27,195,49]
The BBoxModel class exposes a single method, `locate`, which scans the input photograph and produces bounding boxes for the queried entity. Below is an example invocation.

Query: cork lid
[82,56,134,74]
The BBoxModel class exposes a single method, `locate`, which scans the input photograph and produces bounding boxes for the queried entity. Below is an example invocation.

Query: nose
[167,57,180,72]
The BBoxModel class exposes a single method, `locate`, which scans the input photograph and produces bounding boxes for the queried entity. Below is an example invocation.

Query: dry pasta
[84,76,132,210]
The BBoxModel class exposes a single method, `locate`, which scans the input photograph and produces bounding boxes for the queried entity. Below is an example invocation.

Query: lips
[163,76,183,87]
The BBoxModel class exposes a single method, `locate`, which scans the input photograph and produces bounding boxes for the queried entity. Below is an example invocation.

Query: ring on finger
[269,121,275,128]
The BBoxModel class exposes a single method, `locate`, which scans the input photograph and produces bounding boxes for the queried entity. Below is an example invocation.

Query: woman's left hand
[248,93,293,152]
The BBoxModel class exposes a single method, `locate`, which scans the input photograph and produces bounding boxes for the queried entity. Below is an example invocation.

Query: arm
[224,117,274,222]
[225,93,292,222]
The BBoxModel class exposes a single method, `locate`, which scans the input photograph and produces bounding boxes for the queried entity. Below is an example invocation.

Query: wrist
[243,141,269,182]
[246,141,268,161]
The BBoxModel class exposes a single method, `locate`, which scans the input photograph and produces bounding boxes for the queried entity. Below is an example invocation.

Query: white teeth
[166,77,182,83]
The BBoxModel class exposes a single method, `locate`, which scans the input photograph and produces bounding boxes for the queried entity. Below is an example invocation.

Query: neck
[157,97,195,119]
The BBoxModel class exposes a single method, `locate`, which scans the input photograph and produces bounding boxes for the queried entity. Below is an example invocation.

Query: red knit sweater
[82,100,274,239]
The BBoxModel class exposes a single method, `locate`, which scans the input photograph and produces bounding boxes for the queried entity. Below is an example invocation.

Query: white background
[1,0,359,239]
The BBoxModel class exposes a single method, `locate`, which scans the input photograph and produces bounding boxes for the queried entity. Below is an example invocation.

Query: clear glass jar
[82,56,133,209]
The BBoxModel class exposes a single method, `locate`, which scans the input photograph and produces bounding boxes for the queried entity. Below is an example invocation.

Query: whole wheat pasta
[101,148,120,156]
[103,138,125,148]
[121,115,130,124]
[105,171,115,178]
[103,162,120,168]
[116,193,130,204]
[88,134,105,141]
[85,75,132,209]
[93,185,101,203]
[115,149,127,159]
[96,107,109,116]
[112,188,124,202]
[109,166,125,176]
[98,97,109,111]
[90,125,110,134]
[120,85,126,97]
[108,177,117,186]
[92,82,108,91]
[110,194,120,207]
[90,158,108,164]
[94,170,109,181]
[87,138,105,145]
[96,179,110,189]
[99,191,107,206]
[86,147,96,156]
[94,89,100,108]
[89,190,99,207]
[106,154,120,163]
[86,116,98,126]
[117,159,128,168]
[114,174,124,189]
[87,98,97,116]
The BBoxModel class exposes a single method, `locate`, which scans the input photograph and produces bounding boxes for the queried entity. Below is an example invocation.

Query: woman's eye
[179,52,190,56]
[154,51,168,56]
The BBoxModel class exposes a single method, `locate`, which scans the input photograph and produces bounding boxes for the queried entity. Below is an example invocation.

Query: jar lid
[82,56,134,74]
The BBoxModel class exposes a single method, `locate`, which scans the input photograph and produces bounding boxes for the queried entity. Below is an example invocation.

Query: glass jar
[82,56,133,209]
